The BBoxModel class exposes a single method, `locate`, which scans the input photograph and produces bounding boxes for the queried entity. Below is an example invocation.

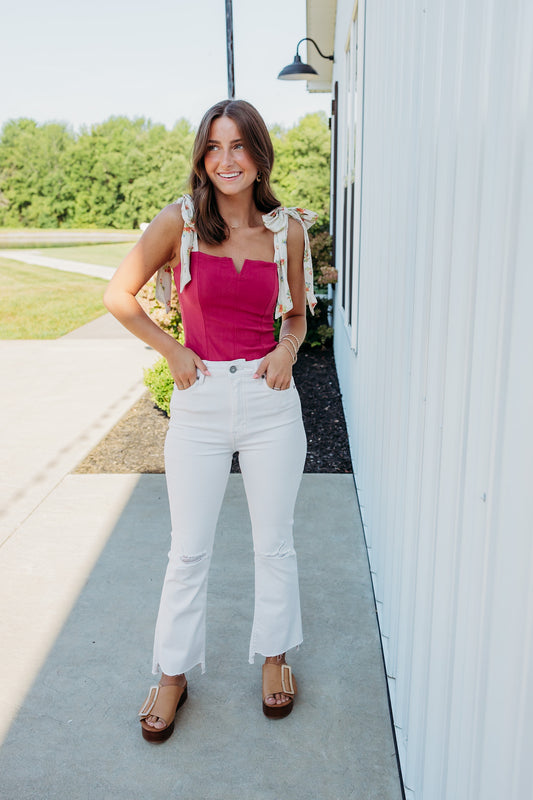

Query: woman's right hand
[167,345,210,390]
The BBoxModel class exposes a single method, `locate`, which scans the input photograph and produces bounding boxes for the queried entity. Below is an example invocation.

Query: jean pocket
[170,373,206,412]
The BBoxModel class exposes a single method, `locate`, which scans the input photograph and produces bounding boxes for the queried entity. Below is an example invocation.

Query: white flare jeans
[152,357,307,676]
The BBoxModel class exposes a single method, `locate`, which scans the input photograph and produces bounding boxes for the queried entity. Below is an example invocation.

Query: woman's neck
[214,190,261,230]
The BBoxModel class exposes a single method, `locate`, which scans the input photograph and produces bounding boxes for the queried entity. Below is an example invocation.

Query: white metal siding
[331,1,533,798]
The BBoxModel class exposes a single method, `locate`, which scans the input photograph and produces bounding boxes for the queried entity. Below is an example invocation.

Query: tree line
[0,113,330,230]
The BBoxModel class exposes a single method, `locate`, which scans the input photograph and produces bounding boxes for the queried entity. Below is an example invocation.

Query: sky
[1,0,332,132]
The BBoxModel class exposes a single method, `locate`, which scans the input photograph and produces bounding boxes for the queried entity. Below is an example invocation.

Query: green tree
[124,118,194,226]
[0,119,74,227]
[0,112,329,230]
[65,117,153,228]
[270,112,331,224]
[63,116,194,229]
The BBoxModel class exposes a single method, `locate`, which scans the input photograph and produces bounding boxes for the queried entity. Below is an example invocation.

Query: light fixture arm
[295,37,334,62]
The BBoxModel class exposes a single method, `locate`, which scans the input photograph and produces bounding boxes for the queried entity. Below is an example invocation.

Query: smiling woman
[103,98,319,741]
[190,100,280,245]
[204,119,257,195]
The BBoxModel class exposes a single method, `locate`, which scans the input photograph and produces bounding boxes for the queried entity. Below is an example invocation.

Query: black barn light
[278,37,334,80]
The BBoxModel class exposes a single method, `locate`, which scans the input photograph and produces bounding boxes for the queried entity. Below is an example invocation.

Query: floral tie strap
[155,194,197,313]
[262,206,318,318]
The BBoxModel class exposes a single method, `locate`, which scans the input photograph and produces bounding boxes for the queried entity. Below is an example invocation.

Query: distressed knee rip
[256,541,295,559]
[179,551,208,565]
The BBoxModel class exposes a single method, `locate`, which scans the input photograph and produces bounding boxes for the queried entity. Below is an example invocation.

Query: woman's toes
[146,715,166,729]
[265,693,290,705]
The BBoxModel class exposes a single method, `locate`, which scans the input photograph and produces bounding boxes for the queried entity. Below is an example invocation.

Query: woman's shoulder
[163,199,184,218]
[149,201,185,240]
[287,215,305,246]
[158,194,193,218]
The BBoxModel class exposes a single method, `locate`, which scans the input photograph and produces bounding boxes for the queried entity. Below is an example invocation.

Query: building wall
[330,1,533,797]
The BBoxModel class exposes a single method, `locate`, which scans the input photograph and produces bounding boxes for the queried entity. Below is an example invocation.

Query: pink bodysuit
[173,251,278,361]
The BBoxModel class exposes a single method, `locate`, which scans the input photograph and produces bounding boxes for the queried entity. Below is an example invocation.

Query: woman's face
[203,116,258,197]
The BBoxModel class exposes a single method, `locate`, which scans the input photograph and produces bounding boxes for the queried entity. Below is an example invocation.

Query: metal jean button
[229,365,237,373]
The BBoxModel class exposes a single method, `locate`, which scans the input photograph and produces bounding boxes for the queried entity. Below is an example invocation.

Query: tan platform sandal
[262,662,297,719]
[138,682,188,742]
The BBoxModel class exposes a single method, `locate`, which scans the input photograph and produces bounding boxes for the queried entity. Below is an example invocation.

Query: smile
[218,172,241,179]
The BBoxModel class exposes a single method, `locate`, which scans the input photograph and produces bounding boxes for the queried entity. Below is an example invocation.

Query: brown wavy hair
[189,100,280,244]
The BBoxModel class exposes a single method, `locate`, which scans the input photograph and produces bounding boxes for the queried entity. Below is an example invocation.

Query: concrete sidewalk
[0,317,156,545]
[0,314,403,799]
[0,231,139,245]
[0,249,117,280]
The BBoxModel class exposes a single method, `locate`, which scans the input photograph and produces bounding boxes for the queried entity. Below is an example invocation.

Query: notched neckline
[195,250,277,276]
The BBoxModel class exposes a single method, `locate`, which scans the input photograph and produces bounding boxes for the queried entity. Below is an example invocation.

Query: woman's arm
[103,203,209,389]
[279,217,307,355]
[254,218,307,389]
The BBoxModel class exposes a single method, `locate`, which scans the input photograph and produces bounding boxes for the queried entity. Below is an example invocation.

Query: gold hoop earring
[256,172,262,183]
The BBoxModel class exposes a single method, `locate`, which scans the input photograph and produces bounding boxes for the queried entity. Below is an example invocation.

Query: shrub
[310,228,338,289]
[306,297,334,348]
[140,270,184,415]
[143,357,174,416]
[274,297,333,349]
[136,274,183,340]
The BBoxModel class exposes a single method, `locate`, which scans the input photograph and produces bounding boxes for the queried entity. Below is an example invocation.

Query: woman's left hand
[253,345,294,390]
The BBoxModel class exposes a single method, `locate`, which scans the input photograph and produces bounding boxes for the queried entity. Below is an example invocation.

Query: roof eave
[305,0,337,93]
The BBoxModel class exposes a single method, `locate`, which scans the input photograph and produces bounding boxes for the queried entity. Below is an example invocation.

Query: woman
[104,99,317,742]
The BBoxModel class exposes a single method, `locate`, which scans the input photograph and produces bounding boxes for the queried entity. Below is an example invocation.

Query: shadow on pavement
[0,474,402,800]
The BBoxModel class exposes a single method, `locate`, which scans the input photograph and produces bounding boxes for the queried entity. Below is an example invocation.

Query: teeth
[219,172,240,178]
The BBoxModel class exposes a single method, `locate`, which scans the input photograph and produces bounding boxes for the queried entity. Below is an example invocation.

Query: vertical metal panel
[331,0,533,797]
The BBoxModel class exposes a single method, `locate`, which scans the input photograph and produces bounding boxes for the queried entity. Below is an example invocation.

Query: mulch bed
[75,348,352,474]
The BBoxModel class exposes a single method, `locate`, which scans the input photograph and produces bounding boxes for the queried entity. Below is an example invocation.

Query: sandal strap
[262,663,296,699]
[138,683,186,723]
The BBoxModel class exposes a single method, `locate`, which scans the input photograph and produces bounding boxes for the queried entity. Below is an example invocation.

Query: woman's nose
[220,148,234,167]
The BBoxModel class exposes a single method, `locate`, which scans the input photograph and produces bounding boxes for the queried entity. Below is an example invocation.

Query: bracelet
[279,336,298,359]
[276,341,297,364]
[283,332,301,350]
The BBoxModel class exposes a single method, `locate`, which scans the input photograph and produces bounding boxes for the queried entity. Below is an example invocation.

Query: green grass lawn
[38,242,135,268]
[0,258,108,339]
